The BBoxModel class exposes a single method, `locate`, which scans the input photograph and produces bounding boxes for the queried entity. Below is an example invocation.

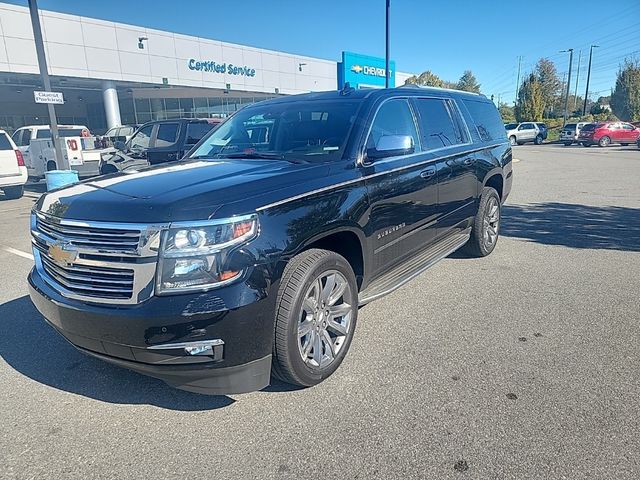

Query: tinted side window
[463,99,507,142]
[155,123,179,147]
[0,133,13,150]
[185,123,214,145]
[11,130,25,146]
[367,99,419,152]
[413,98,466,149]
[36,128,51,139]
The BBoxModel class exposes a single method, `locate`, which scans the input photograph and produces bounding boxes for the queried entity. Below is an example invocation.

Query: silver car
[505,122,544,146]
[560,122,589,146]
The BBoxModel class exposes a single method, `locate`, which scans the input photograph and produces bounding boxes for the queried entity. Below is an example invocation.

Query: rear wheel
[2,185,24,200]
[272,249,358,387]
[462,187,501,257]
[581,142,591,147]
[598,136,611,147]
[534,134,543,145]
[46,161,57,171]
[509,136,517,146]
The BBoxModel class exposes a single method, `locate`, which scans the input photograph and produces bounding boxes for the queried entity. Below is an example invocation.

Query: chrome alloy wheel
[483,196,500,248]
[298,270,353,369]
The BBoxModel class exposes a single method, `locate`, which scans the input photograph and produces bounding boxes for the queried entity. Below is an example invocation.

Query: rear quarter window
[462,99,506,142]
[0,133,13,150]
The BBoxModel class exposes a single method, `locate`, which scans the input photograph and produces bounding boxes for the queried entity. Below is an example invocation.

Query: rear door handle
[420,166,436,179]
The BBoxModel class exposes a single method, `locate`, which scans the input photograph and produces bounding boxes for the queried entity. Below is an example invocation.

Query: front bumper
[28,265,278,395]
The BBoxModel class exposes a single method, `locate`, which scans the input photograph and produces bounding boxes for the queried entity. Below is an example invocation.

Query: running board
[358,228,471,306]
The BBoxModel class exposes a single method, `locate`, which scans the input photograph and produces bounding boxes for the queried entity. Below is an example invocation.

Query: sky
[6,0,640,103]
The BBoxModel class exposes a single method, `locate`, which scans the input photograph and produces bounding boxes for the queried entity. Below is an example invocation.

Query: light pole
[560,48,574,126]
[583,45,599,116]
[514,56,522,104]
[385,0,390,88]
[573,50,582,111]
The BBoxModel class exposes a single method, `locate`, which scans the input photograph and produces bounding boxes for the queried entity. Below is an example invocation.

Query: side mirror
[114,140,126,151]
[367,135,415,160]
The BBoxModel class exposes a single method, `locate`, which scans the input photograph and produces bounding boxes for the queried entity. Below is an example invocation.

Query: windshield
[190,99,361,162]
[581,124,596,132]
[505,123,517,130]
[564,124,576,130]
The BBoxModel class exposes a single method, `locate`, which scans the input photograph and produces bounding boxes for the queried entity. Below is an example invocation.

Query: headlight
[156,214,258,294]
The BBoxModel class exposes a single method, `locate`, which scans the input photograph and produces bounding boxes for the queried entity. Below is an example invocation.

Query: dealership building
[0,2,414,134]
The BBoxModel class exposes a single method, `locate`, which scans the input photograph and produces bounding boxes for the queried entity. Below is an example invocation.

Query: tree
[405,70,445,87]
[610,59,640,121]
[535,58,561,116]
[456,70,480,93]
[515,73,544,121]
[498,102,515,123]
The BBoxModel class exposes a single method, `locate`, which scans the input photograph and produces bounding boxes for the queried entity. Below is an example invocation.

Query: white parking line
[2,246,34,261]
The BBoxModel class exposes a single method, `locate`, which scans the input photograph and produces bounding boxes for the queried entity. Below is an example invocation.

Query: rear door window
[11,130,25,146]
[155,123,179,147]
[413,98,467,149]
[0,133,13,150]
[367,99,420,153]
[129,124,153,150]
[462,99,506,142]
[185,123,214,145]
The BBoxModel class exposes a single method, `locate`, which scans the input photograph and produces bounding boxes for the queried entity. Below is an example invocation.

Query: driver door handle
[420,166,436,179]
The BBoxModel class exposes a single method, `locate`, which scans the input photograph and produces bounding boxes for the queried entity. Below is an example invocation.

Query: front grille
[39,247,134,299]
[36,214,141,252]
[32,212,165,305]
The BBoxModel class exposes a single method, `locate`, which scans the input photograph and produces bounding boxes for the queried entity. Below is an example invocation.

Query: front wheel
[598,136,611,147]
[462,187,501,257]
[534,134,543,145]
[509,136,517,146]
[272,249,358,387]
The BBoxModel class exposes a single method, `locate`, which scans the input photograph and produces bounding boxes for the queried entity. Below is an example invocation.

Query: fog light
[148,339,224,359]
[184,344,214,356]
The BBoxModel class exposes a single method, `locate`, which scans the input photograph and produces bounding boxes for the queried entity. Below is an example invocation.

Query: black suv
[28,86,512,395]
[99,118,222,174]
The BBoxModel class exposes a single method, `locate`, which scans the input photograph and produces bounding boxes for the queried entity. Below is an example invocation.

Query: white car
[0,130,28,200]
[504,122,544,146]
[11,125,90,178]
[559,122,589,146]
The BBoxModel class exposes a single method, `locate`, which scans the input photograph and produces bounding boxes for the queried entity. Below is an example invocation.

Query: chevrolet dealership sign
[338,51,395,89]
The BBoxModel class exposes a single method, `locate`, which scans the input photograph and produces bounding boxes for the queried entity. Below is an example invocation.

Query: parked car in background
[578,122,640,147]
[535,122,548,140]
[505,122,544,145]
[28,86,512,395]
[102,124,139,145]
[11,125,91,170]
[0,129,27,199]
[99,118,223,174]
[560,122,589,145]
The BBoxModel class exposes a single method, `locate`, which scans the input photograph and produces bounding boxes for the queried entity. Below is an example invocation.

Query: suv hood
[36,158,330,222]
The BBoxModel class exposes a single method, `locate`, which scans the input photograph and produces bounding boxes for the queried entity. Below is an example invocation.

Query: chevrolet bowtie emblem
[351,65,363,74]
[48,242,78,267]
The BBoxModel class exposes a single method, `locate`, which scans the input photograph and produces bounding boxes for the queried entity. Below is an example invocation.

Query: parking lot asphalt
[1,144,639,479]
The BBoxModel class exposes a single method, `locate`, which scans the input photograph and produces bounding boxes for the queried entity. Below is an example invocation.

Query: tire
[509,136,517,146]
[621,143,629,146]
[563,142,572,146]
[272,248,358,387]
[46,161,57,171]
[2,185,24,200]
[534,134,543,145]
[581,142,591,147]
[598,136,610,147]
[462,187,501,257]
[100,164,118,175]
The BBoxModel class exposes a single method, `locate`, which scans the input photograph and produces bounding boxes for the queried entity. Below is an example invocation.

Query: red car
[579,122,640,147]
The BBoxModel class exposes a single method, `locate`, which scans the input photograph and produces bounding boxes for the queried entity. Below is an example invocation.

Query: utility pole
[514,56,522,104]
[573,50,582,111]
[27,0,66,169]
[560,48,574,126]
[385,0,390,88]
[583,45,599,116]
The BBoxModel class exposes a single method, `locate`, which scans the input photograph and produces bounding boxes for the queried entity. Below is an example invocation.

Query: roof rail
[396,83,485,96]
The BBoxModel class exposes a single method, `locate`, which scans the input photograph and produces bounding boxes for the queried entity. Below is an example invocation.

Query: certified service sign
[34,91,65,104]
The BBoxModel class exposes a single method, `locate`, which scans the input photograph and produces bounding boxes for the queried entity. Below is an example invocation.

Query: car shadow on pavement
[501,202,640,252]
[0,295,236,410]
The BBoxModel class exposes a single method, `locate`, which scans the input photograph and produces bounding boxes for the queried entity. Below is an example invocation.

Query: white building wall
[0,3,338,94]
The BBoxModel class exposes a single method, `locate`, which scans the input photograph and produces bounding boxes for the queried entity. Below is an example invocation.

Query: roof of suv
[260,85,487,107]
